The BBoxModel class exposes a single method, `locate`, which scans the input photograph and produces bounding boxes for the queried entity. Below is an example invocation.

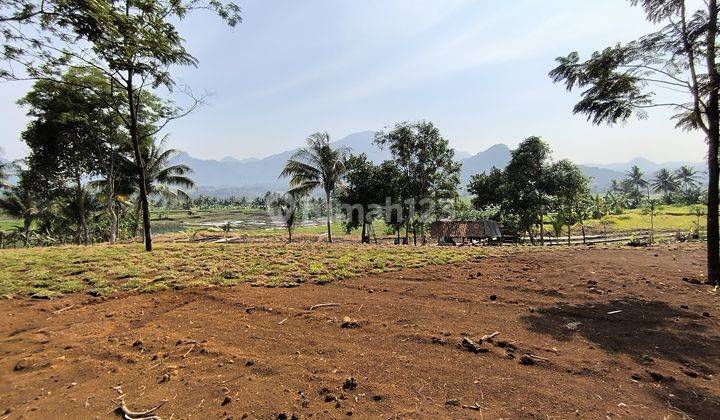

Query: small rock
[245,359,255,366]
[132,340,143,348]
[13,360,27,372]
[489,294,497,301]
[641,355,654,365]
[648,371,675,383]
[341,317,360,329]
[682,277,702,285]
[445,399,460,406]
[342,377,357,391]
[631,373,642,381]
[221,395,232,406]
[518,354,535,365]
[459,337,486,353]
[371,395,383,402]
[681,367,699,378]
[702,312,711,317]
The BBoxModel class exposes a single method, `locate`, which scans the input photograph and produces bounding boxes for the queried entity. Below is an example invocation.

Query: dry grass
[0,242,522,298]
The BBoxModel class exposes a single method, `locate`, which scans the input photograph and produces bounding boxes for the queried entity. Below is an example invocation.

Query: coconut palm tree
[280,132,349,243]
[0,183,38,247]
[675,165,700,192]
[652,168,679,195]
[143,138,196,202]
[624,165,649,206]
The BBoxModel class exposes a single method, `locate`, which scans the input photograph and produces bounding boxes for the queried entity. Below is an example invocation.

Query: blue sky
[0,0,706,163]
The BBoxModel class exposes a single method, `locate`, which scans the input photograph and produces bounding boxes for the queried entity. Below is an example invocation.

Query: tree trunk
[361,218,367,244]
[76,175,89,246]
[706,0,720,286]
[127,73,152,252]
[325,190,332,243]
[539,200,545,246]
[567,224,571,246]
[106,155,117,244]
[24,217,30,247]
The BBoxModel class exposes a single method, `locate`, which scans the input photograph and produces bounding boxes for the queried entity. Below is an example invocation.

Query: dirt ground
[0,243,718,419]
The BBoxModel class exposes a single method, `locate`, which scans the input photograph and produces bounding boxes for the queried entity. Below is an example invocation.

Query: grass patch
[0,242,510,297]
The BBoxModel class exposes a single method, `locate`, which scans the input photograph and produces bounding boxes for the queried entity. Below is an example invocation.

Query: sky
[0,0,708,164]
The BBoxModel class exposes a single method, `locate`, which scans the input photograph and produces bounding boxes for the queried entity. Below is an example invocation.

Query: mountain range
[168,130,704,197]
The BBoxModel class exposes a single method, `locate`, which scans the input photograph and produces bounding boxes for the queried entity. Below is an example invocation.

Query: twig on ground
[182,345,194,358]
[309,303,341,310]
[52,305,74,314]
[278,317,288,325]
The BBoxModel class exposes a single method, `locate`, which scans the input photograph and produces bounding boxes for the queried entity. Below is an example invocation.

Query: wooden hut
[429,220,502,245]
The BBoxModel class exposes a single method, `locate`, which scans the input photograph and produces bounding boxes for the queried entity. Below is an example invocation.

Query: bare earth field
[0,243,718,419]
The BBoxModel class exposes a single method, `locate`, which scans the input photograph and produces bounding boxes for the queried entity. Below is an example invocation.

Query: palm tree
[0,183,38,247]
[675,165,700,192]
[652,168,679,195]
[0,162,8,190]
[625,165,649,206]
[144,138,196,202]
[280,132,349,243]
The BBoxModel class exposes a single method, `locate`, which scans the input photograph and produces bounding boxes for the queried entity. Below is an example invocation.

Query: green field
[0,241,502,298]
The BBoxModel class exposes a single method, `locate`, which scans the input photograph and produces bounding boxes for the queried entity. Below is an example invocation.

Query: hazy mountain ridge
[171,131,704,197]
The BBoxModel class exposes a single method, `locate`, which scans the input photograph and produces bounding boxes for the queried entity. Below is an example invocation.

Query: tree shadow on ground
[521,297,720,418]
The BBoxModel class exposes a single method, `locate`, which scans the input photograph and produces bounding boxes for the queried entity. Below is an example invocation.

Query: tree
[3,0,241,252]
[143,138,195,202]
[337,154,376,243]
[467,167,504,211]
[18,69,119,245]
[627,165,649,197]
[652,168,679,197]
[675,165,700,193]
[374,121,461,245]
[547,159,591,244]
[281,132,349,243]
[337,154,400,243]
[0,177,38,247]
[502,137,552,244]
[549,0,720,285]
[271,191,304,243]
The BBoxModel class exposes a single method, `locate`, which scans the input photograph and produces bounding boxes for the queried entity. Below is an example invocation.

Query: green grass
[588,204,705,233]
[0,241,510,298]
[0,217,21,231]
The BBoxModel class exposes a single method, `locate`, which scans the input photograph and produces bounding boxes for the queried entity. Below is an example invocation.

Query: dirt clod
[342,377,357,391]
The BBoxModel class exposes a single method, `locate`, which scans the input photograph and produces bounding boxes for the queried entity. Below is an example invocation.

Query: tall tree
[143,138,195,202]
[502,136,552,244]
[3,0,241,251]
[337,154,400,243]
[652,168,679,195]
[547,159,591,244]
[281,132,349,243]
[467,167,504,212]
[675,165,700,192]
[549,0,720,285]
[18,69,116,245]
[374,121,461,245]
[626,165,650,202]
